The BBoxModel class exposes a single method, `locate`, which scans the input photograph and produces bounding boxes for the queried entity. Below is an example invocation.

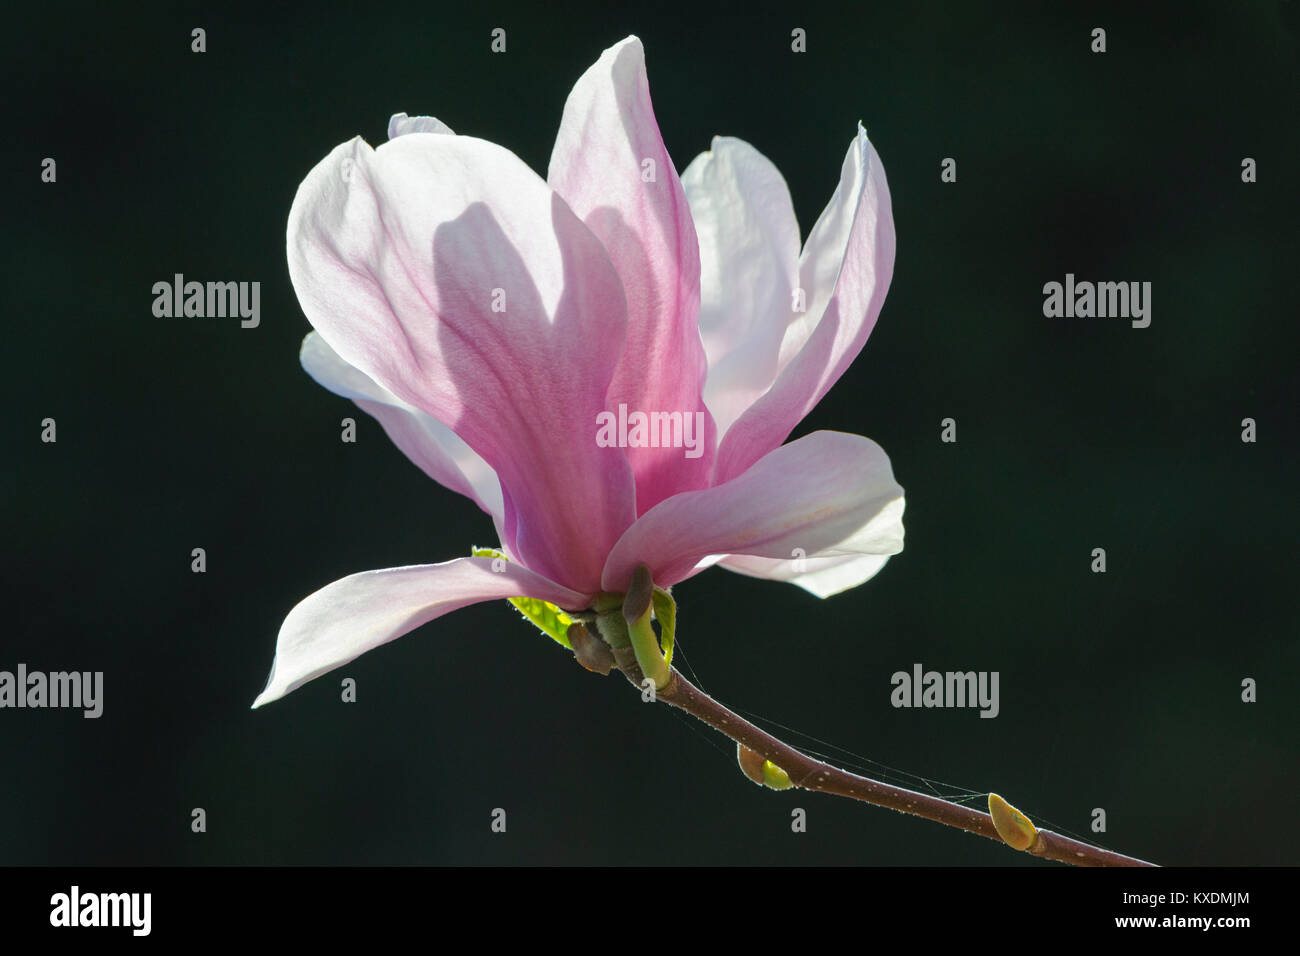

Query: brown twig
[617,653,1156,867]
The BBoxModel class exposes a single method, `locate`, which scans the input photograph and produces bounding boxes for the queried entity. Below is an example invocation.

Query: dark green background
[4,0,1296,865]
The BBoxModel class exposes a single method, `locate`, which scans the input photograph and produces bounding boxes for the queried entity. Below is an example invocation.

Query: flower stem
[622,565,671,689]
[617,657,1156,867]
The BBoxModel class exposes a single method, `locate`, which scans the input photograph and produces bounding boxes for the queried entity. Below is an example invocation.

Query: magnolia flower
[253,36,901,708]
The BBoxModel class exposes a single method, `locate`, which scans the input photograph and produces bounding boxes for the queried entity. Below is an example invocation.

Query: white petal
[286,132,637,593]
[253,557,590,708]
[718,551,894,598]
[682,136,800,441]
[602,430,903,591]
[715,126,895,483]
[387,113,455,138]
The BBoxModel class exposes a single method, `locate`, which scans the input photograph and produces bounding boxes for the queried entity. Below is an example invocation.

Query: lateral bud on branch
[736,743,793,790]
[988,793,1039,852]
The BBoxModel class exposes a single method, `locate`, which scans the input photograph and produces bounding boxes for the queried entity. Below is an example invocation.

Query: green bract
[651,587,676,667]
[473,548,574,649]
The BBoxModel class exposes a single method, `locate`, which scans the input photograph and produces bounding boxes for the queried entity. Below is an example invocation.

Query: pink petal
[714,126,896,484]
[601,430,903,592]
[548,35,715,513]
[300,331,505,527]
[287,132,637,593]
[252,557,590,708]
[681,136,800,441]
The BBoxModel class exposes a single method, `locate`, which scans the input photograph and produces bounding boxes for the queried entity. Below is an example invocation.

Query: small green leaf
[472,547,574,649]
[509,596,575,648]
[651,587,676,667]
